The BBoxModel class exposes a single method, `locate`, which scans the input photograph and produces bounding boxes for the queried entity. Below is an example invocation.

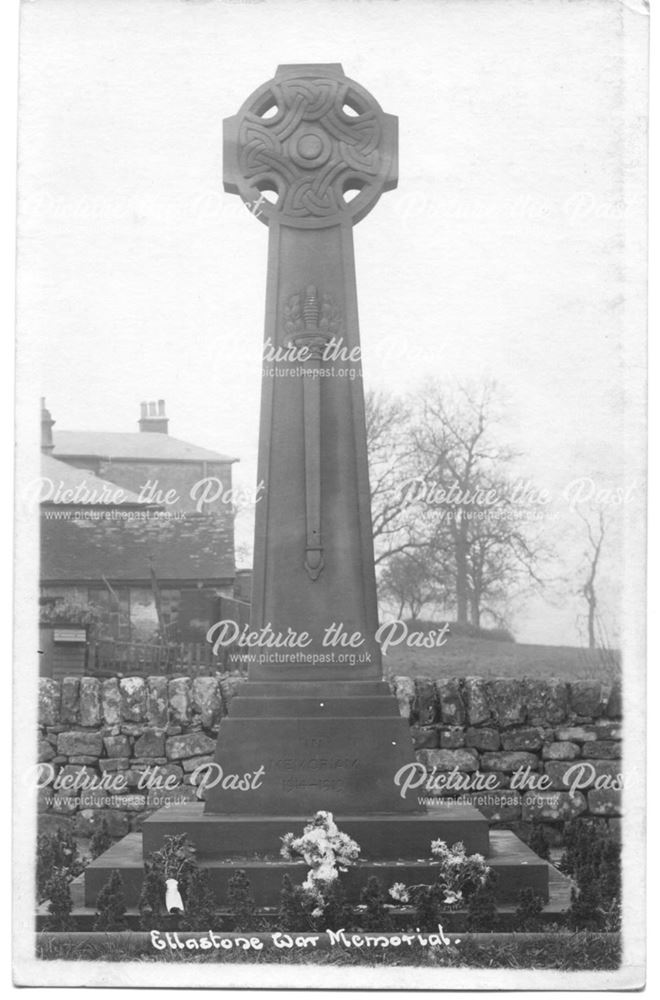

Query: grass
[35,931,621,969]
[383,634,620,682]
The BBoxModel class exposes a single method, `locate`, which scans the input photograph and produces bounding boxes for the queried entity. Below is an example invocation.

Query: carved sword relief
[283,286,340,580]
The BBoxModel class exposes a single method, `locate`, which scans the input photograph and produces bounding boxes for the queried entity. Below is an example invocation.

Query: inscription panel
[205,715,418,814]
[269,733,361,794]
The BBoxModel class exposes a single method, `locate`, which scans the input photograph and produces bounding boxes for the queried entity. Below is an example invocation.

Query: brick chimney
[139,400,169,434]
[41,397,55,452]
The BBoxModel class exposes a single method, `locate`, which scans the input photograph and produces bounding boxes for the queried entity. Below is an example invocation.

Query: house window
[129,588,160,642]
[87,586,166,642]
[88,586,130,640]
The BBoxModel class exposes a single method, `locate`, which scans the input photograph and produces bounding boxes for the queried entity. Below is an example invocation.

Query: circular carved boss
[224,70,397,228]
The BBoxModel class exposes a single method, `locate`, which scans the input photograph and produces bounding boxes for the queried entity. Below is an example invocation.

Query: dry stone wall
[392,675,622,846]
[37,674,622,847]
[37,674,243,840]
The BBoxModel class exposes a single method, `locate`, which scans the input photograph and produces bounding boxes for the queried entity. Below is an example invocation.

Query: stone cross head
[223,63,398,228]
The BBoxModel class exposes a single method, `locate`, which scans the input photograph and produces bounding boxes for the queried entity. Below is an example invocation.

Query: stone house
[39,399,238,648]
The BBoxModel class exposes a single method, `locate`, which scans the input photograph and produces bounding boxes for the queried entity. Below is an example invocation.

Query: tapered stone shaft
[222,63,398,680]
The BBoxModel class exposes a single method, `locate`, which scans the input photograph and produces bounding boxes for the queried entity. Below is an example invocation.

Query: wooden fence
[86,638,218,677]
[85,597,251,677]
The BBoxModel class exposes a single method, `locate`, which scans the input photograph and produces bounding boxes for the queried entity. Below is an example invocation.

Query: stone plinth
[204,681,419,815]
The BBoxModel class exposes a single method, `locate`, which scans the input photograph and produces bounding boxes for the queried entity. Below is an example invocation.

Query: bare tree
[365,390,425,565]
[576,506,606,649]
[378,549,447,620]
[412,381,548,628]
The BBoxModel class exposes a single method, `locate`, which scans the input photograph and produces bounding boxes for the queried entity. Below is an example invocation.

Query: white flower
[315,861,338,883]
[311,907,324,919]
[302,874,324,903]
[388,882,410,903]
[281,811,362,914]
[431,839,451,859]
[443,890,463,906]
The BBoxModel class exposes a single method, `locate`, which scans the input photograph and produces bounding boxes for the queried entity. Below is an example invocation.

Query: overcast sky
[17,0,645,646]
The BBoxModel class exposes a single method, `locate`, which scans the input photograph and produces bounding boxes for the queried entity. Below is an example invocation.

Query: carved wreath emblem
[283,286,341,338]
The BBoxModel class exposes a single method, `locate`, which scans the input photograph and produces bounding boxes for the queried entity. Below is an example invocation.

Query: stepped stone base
[79,683,558,918]
[142,802,490,858]
[81,681,556,915]
[84,826,550,909]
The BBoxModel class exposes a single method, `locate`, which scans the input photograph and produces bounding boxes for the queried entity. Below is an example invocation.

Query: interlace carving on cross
[224,64,397,229]
[239,81,379,221]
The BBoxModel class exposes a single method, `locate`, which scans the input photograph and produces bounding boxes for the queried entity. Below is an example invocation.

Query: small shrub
[514,887,545,931]
[44,869,74,931]
[466,871,498,931]
[561,818,621,931]
[318,878,354,931]
[278,874,312,931]
[179,868,219,931]
[408,883,440,931]
[89,819,113,860]
[139,862,165,929]
[93,870,127,931]
[227,869,257,931]
[277,873,356,933]
[359,877,394,931]
[36,827,86,901]
[567,883,606,932]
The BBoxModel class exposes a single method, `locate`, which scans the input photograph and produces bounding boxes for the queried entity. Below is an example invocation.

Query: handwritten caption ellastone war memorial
[149,926,460,953]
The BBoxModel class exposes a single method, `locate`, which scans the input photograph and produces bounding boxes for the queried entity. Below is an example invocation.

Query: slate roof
[40,511,235,583]
[40,454,144,505]
[52,431,237,464]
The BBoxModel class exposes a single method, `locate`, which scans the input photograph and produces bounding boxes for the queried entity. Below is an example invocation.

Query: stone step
[228,696,400,718]
[233,681,394,699]
[142,803,490,858]
[83,830,550,909]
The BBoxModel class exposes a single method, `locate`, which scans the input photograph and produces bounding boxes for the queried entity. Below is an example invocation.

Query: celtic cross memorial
[222,63,397,680]
[199,64,425,815]
[85,68,548,909]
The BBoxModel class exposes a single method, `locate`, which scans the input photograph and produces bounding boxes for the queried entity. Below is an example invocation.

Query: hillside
[382,633,620,682]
